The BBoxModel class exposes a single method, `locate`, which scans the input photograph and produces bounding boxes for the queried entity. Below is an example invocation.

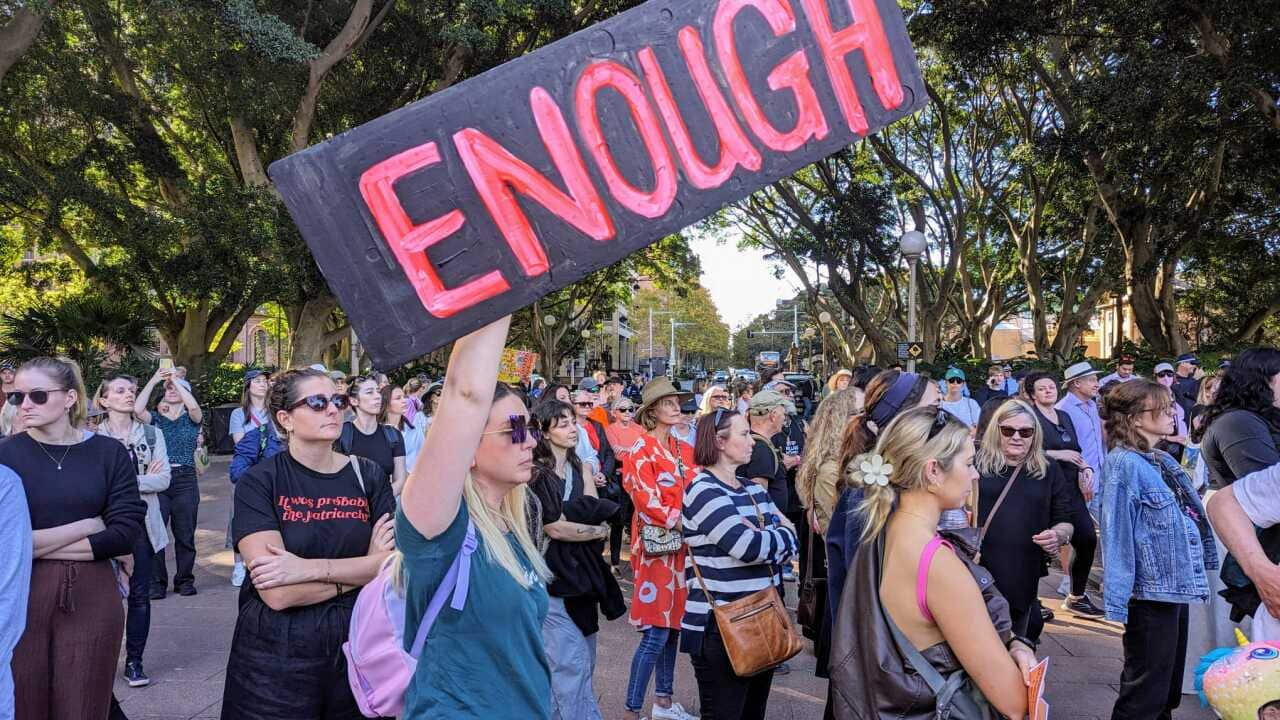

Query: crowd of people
[0,333,1278,720]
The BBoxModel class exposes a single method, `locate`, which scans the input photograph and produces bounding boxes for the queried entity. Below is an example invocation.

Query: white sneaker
[652,702,699,720]
[231,560,246,587]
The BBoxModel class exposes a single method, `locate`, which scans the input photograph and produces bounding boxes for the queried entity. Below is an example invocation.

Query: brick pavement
[113,458,1214,719]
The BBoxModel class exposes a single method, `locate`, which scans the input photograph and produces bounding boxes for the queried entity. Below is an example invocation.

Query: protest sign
[498,348,540,385]
[270,0,926,369]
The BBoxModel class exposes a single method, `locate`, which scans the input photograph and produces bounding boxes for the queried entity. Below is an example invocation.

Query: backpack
[343,518,477,718]
[336,422,399,456]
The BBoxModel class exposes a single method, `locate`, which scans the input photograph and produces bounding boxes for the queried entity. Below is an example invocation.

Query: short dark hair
[605,376,624,387]
[694,409,739,466]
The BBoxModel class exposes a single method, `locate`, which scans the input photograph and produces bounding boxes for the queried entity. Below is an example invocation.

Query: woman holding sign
[397,317,553,719]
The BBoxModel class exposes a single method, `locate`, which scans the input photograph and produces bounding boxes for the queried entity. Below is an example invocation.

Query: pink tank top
[916,535,954,624]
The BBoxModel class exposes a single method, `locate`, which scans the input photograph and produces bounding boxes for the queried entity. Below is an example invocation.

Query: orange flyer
[1027,657,1049,720]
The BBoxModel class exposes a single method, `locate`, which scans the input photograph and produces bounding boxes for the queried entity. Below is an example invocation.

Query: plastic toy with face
[1197,641,1280,720]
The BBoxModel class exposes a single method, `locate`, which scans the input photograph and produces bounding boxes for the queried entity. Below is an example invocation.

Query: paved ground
[114,457,1215,719]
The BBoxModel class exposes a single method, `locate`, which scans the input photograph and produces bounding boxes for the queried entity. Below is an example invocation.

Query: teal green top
[396,500,550,718]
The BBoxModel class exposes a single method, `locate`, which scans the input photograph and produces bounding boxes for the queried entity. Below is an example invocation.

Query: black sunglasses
[1156,372,1174,379]
[615,407,635,414]
[482,415,543,444]
[7,389,67,406]
[288,393,350,412]
[574,401,595,408]
[999,426,1035,439]
[946,378,965,384]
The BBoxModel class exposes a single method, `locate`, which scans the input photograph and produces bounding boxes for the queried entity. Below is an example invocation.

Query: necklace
[34,436,76,471]
[895,509,937,525]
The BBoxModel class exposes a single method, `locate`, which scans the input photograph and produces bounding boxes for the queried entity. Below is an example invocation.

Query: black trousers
[1112,600,1188,720]
[1068,503,1098,597]
[690,618,776,720]
[608,492,632,566]
[125,533,155,662]
[1009,599,1046,643]
[153,465,200,592]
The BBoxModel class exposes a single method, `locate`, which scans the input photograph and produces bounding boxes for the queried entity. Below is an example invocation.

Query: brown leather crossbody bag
[688,489,804,677]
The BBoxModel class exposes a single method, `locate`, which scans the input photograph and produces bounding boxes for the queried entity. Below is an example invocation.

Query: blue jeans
[625,627,678,712]
[542,597,602,720]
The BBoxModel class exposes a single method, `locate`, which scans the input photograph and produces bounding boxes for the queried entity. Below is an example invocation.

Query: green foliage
[0,292,157,389]
[218,0,320,62]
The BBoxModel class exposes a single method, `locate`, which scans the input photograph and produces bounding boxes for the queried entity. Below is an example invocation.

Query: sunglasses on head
[288,393,350,412]
[482,415,542,444]
[999,426,1035,439]
[7,388,67,406]
[926,407,951,439]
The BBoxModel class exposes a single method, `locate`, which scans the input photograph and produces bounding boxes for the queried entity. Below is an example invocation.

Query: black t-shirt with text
[232,451,395,607]
[342,421,405,479]
[739,436,788,513]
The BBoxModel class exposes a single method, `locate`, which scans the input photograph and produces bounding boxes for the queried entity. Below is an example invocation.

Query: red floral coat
[622,432,696,629]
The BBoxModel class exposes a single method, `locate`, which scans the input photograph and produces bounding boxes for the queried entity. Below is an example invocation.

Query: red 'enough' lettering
[713,0,831,153]
[798,0,904,135]
[359,143,508,318]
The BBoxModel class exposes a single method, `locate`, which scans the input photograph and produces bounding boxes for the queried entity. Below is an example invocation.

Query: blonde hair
[463,474,550,587]
[20,356,88,428]
[696,384,728,418]
[796,388,863,520]
[391,473,550,593]
[856,407,972,543]
[975,399,1048,478]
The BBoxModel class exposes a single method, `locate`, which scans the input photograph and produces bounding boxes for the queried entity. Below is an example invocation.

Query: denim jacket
[1100,447,1218,623]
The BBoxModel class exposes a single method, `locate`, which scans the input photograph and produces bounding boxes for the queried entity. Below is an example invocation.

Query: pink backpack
[343,519,476,718]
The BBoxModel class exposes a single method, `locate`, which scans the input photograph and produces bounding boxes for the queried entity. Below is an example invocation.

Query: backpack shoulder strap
[382,425,398,446]
[336,422,353,455]
[142,423,157,450]
[408,519,477,658]
[348,455,365,493]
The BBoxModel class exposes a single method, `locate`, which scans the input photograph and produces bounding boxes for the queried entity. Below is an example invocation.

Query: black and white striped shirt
[680,469,798,655]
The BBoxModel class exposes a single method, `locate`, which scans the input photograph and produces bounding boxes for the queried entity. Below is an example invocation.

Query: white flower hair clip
[846,453,893,488]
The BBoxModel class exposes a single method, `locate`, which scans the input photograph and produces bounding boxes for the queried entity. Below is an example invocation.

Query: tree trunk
[0,4,50,90]
[287,293,345,369]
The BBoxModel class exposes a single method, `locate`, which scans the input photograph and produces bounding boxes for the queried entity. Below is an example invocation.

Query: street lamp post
[670,319,691,377]
[899,230,927,373]
[649,308,673,376]
[818,310,832,379]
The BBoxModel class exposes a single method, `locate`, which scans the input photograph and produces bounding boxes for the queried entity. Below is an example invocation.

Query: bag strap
[689,483,770,608]
[257,425,269,461]
[348,455,365,494]
[750,432,781,477]
[408,519,477,659]
[974,465,1022,561]
[337,422,354,455]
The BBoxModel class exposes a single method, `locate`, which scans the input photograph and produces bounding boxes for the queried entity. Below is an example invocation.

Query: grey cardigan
[96,421,171,552]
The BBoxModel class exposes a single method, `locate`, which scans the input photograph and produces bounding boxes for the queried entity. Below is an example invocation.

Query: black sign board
[896,341,923,361]
[270,0,926,369]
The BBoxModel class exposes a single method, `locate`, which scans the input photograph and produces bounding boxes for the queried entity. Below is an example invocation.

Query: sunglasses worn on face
[616,407,634,414]
[1157,372,1174,379]
[7,389,67,406]
[288,394,350,412]
[575,401,594,408]
[1000,426,1035,439]
[947,378,965,384]
[482,415,542,444]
